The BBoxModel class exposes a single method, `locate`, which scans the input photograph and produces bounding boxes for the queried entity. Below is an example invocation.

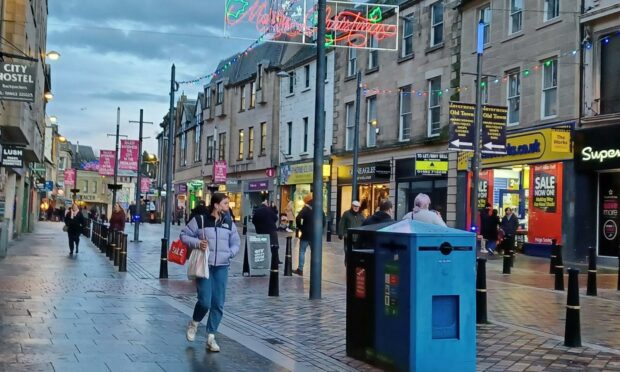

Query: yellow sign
[457,152,473,171]
[280,162,314,185]
[551,129,571,153]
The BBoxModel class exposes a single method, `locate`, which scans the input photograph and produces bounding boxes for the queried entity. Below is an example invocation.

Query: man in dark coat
[500,207,519,255]
[362,200,394,226]
[252,194,281,264]
[338,200,364,265]
[294,193,325,276]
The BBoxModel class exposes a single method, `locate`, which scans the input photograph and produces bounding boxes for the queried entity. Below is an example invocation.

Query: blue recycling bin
[369,220,476,371]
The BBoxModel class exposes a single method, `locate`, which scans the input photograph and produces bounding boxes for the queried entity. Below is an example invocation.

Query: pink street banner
[64,169,76,187]
[119,139,139,171]
[140,178,151,193]
[213,161,227,184]
[99,150,115,176]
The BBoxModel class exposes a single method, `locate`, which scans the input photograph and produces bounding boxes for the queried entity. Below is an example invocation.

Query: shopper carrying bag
[187,215,209,279]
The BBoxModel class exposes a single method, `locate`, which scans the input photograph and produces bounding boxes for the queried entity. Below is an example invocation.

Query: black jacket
[501,214,519,236]
[296,205,325,241]
[481,212,500,241]
[252,204,278,235]
[188,205,209,225]
[362,211,393,226]
[65,210,85,236]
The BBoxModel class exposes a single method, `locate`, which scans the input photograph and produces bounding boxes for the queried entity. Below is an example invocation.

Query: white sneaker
[207,333,220,352]
[285,228,293,233]
[186,320,198,342]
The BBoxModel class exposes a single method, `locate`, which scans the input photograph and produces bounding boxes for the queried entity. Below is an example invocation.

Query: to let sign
[0,62,36,103]
[119,140,139,171]
[1,146,23,168]
[213,161,227,184]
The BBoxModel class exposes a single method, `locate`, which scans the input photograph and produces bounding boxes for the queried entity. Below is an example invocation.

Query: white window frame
[347,48,357,76]
[260,122,267,156]
[216,82,224,105]
[541,58,558,119]
[181,132,187,166]
[401,14,414,57]
[205,89,212,108]
[206,135,214,163]
[479,4,491,46]
[303,117,309,152]
[368,36,379,69]
[238,130,244,160]
[250,81,256,108]
[248,127,254,159]
[430,2,444,47]
[240,85,246,110]
[194,124,201,162]
[257,64,263,90]
[287,122,293,155]
[427,77,442,137]
[366,96,377,148]
[218,133,226,161]
[304,65,310,88]
[345,102,355,151]
[509,0,523,35]
[399,86,412,141]
[544,0,559,22]
[507,69,521,126]
[288,72,295,94]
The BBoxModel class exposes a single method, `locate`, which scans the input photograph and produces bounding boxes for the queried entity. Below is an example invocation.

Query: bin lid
[377,219,475,237]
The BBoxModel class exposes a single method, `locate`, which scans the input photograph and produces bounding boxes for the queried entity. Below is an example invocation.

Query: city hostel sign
[0,62,36,103]
[575,125,620,171]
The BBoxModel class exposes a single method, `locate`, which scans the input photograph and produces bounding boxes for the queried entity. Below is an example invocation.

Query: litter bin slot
[380,241,407,250]
[419,245,472,252]
[432,295,459,339]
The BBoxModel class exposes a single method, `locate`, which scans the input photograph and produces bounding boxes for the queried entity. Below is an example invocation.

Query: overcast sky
[46,0,254,155]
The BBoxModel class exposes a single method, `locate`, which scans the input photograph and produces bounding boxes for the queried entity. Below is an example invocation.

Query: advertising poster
[599,173,620,257]
[478,170,494,209]
[98,150,115,176]
[64,169,76,188]
[213,160,227,184]
[119,139,139,171]
[140,178,151,193]
[528,162,563,245]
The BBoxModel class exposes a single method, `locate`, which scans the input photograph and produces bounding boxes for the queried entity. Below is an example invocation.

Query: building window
[366,96,377,147]
[542,58,558,118]
[303,117,309,152]
[218,133,226,161]
[401,15,414,57]
[248,127,254,159]
[205,89,212,109]
[288,72,295,94]
[304,65,310,88]
[206,135,214,163]
[92,181,97,194]
[59,156,66,170]
[345,102,355,151]
[544,0,559,22]
[181,132,187,166]
[601,35,620,115]
[257,64,263,90]
[347,47,357,76]
[481,76,489,104]
[427,77,441,137]
[260,122,267,156]
[194,125,201,162]
[287,122,293,155]
[509,0,523,34]
[82,180,88,193]
[238,130,244,160]
[430,2,444,47]
[507,69,521,125]
[240,85,246,110]
[250,81,256,108]
[399,86,412,141]
[216,82,224,105]
[368,36,378,69]
[479,4,491,46]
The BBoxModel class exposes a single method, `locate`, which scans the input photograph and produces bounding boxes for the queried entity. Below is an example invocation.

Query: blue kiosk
[346,220,476,371]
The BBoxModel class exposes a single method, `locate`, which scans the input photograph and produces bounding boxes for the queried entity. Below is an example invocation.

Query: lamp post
[107,108,126,210]
[470,20,486,231]
[129,109,153,242]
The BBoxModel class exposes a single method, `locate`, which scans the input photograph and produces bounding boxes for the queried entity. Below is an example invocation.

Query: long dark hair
[208,193,229,215]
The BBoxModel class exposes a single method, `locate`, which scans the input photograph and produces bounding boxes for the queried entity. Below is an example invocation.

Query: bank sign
[574,125,620,171]
[0,62,36,103]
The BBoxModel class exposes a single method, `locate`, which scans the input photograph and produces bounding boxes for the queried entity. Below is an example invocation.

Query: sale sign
[140,178,151,193]
[119,139,139,171]
[528,162,563,245]
[64,169,76,188]
[99,150,115,176]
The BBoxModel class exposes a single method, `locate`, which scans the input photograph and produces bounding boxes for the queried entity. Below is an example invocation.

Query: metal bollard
[119,234,128,272]
[587,246,597,296]
[617,252,620,291]
[554,264,565,291]
[564,268,582,347]
[106,228,113,258]
[268,247,279,297]
[502,253,511,274]
[242,237,250,277]
[242,216,247,236]
[326,219,332,242]
[159,238,168,279]
[283,236,293,276]
[114,231,122,267]
[476,258,487,324]
[549,239,557,274]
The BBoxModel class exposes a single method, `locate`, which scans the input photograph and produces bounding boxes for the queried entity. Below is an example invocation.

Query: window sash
[287,122,293,155]
[248,127,254,158]
[216,82,224,104]
[238,130,244,160]
[345,103,355,151]
[250,82,256,107]
[257,64,263,90]
[509,0,523,34]
[479,5,491,45]
[206,90,212,108]
[304,65,310,88]
[181,132,187,165]
[431,2,444,46]
[194,125,201,162]
[402,16,414,56]
[428,78,441,136]
[399,86,412,141]
[260,123,267,155]
[218,133,226,161]
[366,97,377,147]
[206,136,214,163]
[507,70,521,124]
[303,118,309,152]
[544,0,559,21]
[288,73,295,94]
[240,85,246,110]
[348,48,357,76]
[368,37,378,69]
[542,59,558,117]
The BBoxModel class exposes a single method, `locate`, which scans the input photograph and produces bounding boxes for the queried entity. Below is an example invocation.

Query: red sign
[528,162,563,245]
[355,267,366,299]
[99,150,115,176]
[265,168,276,178]
[140,178,151,193]
[64,169,76,188]
[119,139,139,171]
[213,161,227,184]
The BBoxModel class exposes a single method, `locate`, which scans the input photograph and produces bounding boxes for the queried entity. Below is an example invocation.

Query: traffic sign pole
[471,20,485,231]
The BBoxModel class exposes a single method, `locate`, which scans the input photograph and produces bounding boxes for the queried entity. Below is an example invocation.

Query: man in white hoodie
[402,193,447,227]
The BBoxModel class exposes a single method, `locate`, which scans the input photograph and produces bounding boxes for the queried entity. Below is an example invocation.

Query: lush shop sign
[575,125,620,171]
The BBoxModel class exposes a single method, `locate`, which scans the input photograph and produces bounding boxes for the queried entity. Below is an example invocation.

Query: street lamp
[46,51,61,60]
[49,116,58,124]
[44,91,54,101]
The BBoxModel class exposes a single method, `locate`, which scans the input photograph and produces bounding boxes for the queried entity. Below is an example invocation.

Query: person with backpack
[401,193,446,227]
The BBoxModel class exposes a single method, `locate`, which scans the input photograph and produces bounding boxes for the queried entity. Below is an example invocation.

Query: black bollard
[242,237,250,277]
[502,253,511,274]
[119,234,128,272]
[106,228,113,259]
[509,245,515,268]
[283,236,293,276]
[159,238,169,279]
[549,239,557,274]
[556,245,564,271]
[326,219,332,242]
[242,216,247,236]
[617,251,620,291]
[114,231,122,267]
[476,258,487,324]
[268,247,279,297]
[587,246,597,296]
[564,268,582,347]
[554,264,565,291]
[93,222,98,246]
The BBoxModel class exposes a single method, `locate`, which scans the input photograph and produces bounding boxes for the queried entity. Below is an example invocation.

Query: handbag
[168,239,189,265]
[62,225,68,232]
[187,216,210,280]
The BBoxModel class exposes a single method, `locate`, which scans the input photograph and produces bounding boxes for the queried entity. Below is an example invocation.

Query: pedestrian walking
[128,201,136,224]
[362,200,394,226]
[269,201,278,216]
[338,200,364,264]
[500,207,519,255]
[180,193,240,352]
[64,202,85,256]
[109,203,126,232]
[402,193,447,227]
[253,194,281,264]
[285,197,294,230]
[481,208,500,255]
[293,193,325,276]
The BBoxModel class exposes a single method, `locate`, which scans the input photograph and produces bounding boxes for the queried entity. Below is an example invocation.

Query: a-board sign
[246,234,272,276]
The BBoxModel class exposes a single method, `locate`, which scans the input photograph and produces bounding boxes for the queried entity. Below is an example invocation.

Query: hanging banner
[140,178,151,193]
[528,162,563,245]
[99,150,115,176]
[64,169,76,188]
[0,62,36,103]
[119,139,139,171]
[213,160,228,184]
[598,173,620,257]
[1,146,23,168]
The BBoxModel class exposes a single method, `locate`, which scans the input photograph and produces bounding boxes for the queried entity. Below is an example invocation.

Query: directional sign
[481,105,508,155]
[448,102,475,152]
[415,153,449,176]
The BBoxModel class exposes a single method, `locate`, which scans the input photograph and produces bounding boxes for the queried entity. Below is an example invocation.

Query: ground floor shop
[244,178,275,219]
[279,161,329,227]
[216,179,243,222]
[336,161,391,219]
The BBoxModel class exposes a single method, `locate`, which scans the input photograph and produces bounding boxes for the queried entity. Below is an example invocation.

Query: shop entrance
[499,189,525,218]
[340,184,389,219]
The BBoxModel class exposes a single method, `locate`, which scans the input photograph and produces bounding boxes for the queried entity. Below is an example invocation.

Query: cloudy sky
[46,0,255,155]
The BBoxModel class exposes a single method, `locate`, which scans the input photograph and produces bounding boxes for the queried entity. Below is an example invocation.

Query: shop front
[174,182,188,212]
[574,124,620,263]
[187,180,204,211]
[463,123,574,256]
[337,161,391,219]
[243,178,275,219]
[217,179,242,221]
[395,154,448,220]
[279,161,329,224]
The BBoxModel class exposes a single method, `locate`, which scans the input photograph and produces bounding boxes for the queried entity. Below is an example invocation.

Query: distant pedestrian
[362,200,394,226]
[181,193,240,352]
[402,193,447,227]
[109,203,126,232]
[269,201,278,216]
[500,207,519,255]
[285,197,294,230]
[338,200,364,265]
[64,202,85,256]
[128,201,136,224]
[188,200,208,223]
[482,209,500,255]
[294,193,325,276]
[253,194,280,264]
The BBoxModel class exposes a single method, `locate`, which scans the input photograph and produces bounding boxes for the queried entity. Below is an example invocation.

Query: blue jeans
[298,239,311,271]
[486,240,497,252]
[192,265,229,334]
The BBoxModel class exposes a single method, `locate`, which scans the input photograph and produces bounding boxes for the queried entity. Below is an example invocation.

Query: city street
[1,221,620,371]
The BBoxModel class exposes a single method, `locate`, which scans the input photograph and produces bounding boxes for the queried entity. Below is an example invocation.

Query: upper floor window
[544,0,559,22]
[368,36,378,69]
[257,64,263,90]
[303,117,309,152]
[399,86,412,141]
[216,82,224,105]
[401,15,414,57]
[542,58,558,118]
[347,48,357,76]
[91,181,97,194]
[250,81,256,108]
[238,130,244,160]
[601,35,620,115]
[507,69,521,125]
[345,102,355,151]
[481,76,489,104]
[260,122,267,156]
[240,85,246,110]
[287,122,293,155]
[304,65,310,88]
[366,96,377,147]
[288,72,295,94]
[206,136,214,163]
[430,2,444,47]
[427,77,442,137]
[218,133,226,161]
[509,0,523,34]
[248,127,254,159]
[205,89,212,108]
[479,5,491,46]
[180,132,187,166]
[194,125,202,162]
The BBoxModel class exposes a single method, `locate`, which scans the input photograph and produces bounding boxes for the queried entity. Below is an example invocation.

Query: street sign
[448,102,475,152]
[246,234,272,276]
[0,62,36,103]
[265,168,276,178]
[45,181,53,191]
[481,105,508,155]
[415,153,449,176]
